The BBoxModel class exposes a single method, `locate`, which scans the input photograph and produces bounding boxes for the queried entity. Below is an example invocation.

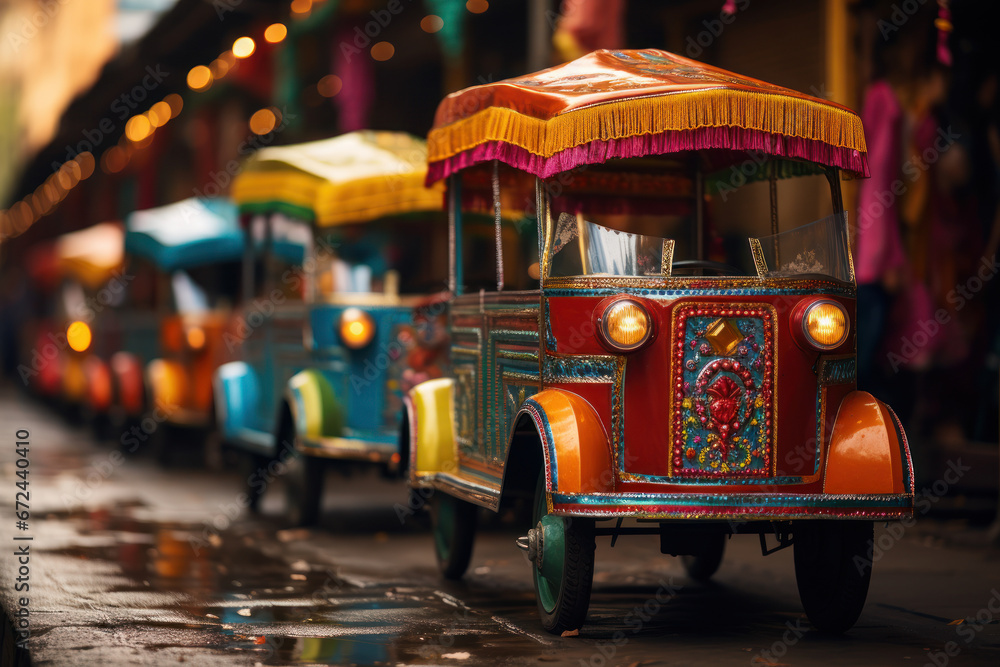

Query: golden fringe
[428,89,867,162]
[233,170,443,227]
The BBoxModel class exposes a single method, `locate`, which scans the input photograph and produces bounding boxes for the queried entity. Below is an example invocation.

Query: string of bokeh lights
[0,0,490,242]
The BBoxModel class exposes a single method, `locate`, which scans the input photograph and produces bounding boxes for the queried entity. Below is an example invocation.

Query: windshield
[546,210,853,283]
[171,262,241,313]
[548,212,673,278]
[313,216,448,301]
[750,212,853,282]
[543,165,851,284]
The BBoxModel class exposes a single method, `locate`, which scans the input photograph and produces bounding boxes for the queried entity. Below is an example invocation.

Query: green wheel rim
[434,496,456,562]
[533,485,566,614]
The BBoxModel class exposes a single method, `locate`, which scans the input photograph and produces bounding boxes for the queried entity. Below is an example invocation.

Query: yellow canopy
[232,131,443,226]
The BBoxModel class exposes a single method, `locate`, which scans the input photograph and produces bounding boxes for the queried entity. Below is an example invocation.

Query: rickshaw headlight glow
[600,300,652,352]
[67,321,92,353]
[339,308,375,349]
[803,300,849,350]
[185,326,206,350]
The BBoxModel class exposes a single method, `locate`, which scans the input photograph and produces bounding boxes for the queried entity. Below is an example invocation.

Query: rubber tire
[239,452,268,513]
[284,446,323,526]
[430,492,477,580]
[531,472,595,635]
[794,520,874,633]
[148,421,174,467]
[680,532,726,582]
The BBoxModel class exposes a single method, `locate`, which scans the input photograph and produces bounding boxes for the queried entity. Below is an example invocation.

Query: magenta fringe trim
[427,127,869,184]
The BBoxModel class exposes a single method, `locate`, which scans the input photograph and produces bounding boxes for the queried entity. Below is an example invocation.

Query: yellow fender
[409,378,458,476]
[823,391,913,495]
[515,390,613,495]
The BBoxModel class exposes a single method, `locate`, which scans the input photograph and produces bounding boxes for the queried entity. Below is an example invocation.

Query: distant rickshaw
[215,131,448,525]
[126,198,245,462]
[407,49,915,634]
[44,222,153,427]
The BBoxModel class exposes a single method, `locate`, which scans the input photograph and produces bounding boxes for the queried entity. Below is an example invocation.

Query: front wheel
[430,492,477,580]
[529,472,595,635]
[239,452,269,513]
[284,446,323,526]
[793,520,874,633]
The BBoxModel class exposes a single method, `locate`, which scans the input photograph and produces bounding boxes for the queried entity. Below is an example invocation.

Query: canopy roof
[125,198,243,271]
[426,49,869,183]
[232,131,444,226]
[55,222,124,289]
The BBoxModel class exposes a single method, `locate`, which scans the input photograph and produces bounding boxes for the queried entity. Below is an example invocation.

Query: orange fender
[515,390,613,495]
[111,352,145,416]
[823,391,912,495]
[84,356,113,413]
[145,358,186,414]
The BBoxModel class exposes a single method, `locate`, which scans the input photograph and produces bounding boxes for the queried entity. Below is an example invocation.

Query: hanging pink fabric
[854,80,906,286]
[556,0,625,52]
[333,28,374,133]
[935,1,953,67]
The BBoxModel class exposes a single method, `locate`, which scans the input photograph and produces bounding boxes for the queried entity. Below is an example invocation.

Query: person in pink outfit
[855,78,908,390]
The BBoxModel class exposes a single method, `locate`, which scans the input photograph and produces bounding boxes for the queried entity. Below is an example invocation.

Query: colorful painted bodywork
[409,48,912,523]
[216,131,445,466]
[49,222,157,417]
[128,198,245,429]
[216,297,426,462]
[410,276,914,520]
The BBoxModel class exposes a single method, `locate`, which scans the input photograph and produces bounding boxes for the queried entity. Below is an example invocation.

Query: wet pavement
[1,383,999,666]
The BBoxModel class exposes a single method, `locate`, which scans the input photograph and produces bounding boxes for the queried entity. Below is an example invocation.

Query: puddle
[28,505,553,665]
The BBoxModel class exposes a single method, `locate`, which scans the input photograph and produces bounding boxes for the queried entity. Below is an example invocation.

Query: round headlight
[599,300,652,352]
[67,321,92,353]
[339,307,375,349]
[185,326,206,350]
[802,300,849,350]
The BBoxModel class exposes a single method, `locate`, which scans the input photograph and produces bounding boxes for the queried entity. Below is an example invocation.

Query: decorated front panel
[669,303,776,478]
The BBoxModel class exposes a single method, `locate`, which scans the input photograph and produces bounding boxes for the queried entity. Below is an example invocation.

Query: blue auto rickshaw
[215,131,448,524]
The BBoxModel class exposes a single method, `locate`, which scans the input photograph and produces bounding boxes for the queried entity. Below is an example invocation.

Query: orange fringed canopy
[426,49,868,183]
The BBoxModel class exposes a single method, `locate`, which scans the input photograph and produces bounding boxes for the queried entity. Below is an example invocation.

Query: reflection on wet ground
[33,504,558,665]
